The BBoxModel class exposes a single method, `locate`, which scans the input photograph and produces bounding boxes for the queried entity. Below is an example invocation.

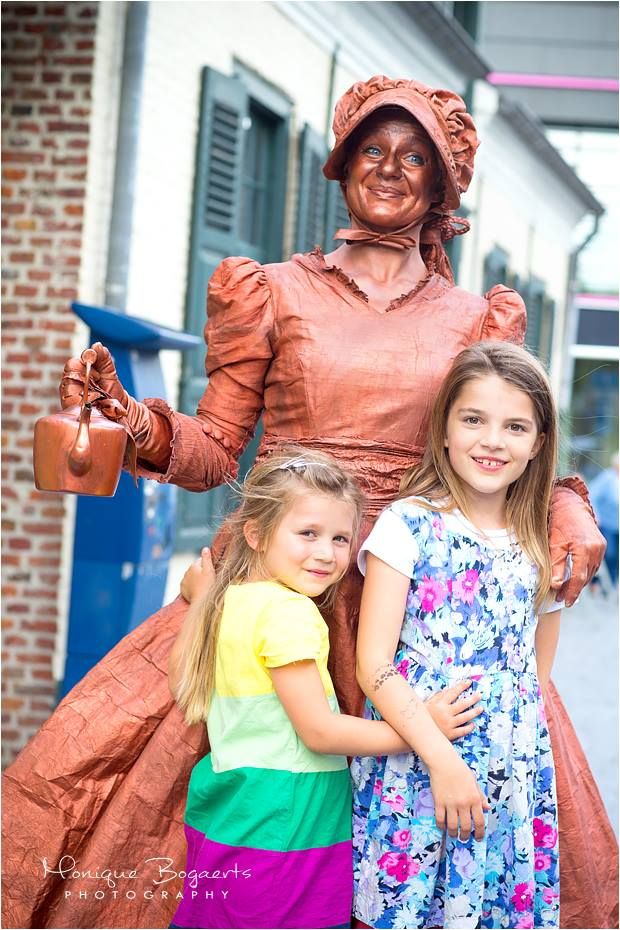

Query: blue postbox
[60,303,202,697]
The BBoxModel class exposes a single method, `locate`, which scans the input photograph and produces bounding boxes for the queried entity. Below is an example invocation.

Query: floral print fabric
[351,500,559,928]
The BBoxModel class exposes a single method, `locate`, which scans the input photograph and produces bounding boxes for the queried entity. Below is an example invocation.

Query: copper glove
[549,476,606,607]
[59,342,170,466]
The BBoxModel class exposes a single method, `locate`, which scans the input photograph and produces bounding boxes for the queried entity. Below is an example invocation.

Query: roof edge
[401,1,490,80]
[498,96,604,215]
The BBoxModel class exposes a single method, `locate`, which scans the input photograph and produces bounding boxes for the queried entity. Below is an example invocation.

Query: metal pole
[104,1,149,310]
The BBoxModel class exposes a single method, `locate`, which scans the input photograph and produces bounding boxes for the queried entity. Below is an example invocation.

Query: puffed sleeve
[480,284,527,345]
[140,257,274,491]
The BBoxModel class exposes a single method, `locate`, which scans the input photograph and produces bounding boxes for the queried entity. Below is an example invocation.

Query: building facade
[475,0,619,476]
[1,0,610,764]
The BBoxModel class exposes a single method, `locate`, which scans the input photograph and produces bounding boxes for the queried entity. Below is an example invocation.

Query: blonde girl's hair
[174,446,365,725]
[398,341,558,612]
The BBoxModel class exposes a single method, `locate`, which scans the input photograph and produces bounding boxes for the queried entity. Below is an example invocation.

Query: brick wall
[1,1,99,767]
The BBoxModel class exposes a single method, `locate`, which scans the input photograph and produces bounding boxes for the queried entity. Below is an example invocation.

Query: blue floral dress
[351,499,559,929]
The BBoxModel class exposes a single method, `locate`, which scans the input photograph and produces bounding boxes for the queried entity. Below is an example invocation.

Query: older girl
[353,344,561,928]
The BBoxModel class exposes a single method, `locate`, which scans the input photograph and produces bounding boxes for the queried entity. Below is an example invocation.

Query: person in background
[589,452,619,588]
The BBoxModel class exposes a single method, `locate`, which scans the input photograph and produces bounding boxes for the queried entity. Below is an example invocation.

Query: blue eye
[364,145,382,156]
[406,153,426,166]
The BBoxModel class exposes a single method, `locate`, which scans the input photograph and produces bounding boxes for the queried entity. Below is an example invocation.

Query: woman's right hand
[425,679,483,741]
[180,548,216,603]
[428,748,490,842]
[60,342,129,412]
[60,342,165,461]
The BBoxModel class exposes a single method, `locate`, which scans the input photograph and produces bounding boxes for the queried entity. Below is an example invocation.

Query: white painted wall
[126,0,334,404]
[78,2,600,603]
[123,0,475,406]
[459,81,594,397]
[54,1,127,682]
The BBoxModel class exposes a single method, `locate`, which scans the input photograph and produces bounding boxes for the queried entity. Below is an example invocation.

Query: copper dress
[3,251,618,930]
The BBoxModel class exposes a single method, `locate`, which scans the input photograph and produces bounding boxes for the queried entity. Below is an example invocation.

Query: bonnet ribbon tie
[334,210,471,251]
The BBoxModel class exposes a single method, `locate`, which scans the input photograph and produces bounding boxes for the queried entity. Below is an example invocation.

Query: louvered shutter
[176,68,249,549]
[324,180,351,250]
[182,68,248,392]
[524,277,545,357]
[483,246,509,294]
[295,124,328,253]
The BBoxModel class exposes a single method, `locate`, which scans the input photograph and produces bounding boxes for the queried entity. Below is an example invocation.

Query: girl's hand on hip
[429,750,490,842]
[180,548,215,603]
[425,679,483,741]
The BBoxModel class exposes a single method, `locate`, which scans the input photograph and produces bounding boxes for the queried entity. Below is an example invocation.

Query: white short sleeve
[540,594,564,614]
[358,507,420,578]
[539,555,571,614]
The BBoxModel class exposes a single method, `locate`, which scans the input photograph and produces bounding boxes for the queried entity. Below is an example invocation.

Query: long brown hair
[398,342,558,611]
[174,446,364,724]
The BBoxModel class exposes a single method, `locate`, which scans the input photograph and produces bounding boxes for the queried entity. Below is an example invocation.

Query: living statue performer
[3,75,617,930]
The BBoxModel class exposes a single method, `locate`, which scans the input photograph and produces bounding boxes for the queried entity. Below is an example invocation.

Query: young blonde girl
[167,448,414,930]
[352,342,561,929]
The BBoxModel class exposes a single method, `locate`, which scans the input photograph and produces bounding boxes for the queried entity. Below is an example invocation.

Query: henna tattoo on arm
[400,696,419,721]
[371,663,421,722]
[372,662,400,692]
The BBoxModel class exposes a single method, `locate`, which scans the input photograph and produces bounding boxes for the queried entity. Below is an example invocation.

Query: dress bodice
[143,250,526,510]
[361,500,541,683]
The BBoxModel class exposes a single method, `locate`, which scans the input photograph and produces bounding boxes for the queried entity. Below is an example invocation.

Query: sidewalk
[552,584,619,835]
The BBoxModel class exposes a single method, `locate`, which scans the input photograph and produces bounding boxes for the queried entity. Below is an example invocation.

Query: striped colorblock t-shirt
[171,581,353,929]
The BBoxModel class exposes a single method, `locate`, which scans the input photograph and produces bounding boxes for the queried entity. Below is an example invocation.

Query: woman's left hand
[549,482,606,607]
[180,547,216,603]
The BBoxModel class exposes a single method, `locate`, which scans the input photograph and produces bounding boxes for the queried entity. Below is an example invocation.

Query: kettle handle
[67,348,98,476]
[79,348,97,415]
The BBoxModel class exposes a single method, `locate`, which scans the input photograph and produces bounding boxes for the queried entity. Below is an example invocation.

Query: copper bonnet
[323,74,480,212]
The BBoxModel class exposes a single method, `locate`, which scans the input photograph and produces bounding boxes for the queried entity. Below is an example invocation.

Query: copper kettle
[33,348,130,497]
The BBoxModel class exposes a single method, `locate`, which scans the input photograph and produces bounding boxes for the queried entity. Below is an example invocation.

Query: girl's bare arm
[269,661,410,757]
[535,609,562,697]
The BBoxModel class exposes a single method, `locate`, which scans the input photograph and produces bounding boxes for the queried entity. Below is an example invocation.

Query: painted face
[343,110,440,231]
[251,491,355,597]
[444,374,544,512]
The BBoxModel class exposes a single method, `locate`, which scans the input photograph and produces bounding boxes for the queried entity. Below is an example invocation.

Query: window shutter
[183,67,248,389]
[176,67,249,549]
[295,124,328,253]
[324,180,350,250]
[524,277,545,357]
[482,246,509,294]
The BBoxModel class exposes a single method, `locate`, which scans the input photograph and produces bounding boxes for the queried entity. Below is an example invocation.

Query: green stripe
[185,754,352,851]
[208,691,348,774]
